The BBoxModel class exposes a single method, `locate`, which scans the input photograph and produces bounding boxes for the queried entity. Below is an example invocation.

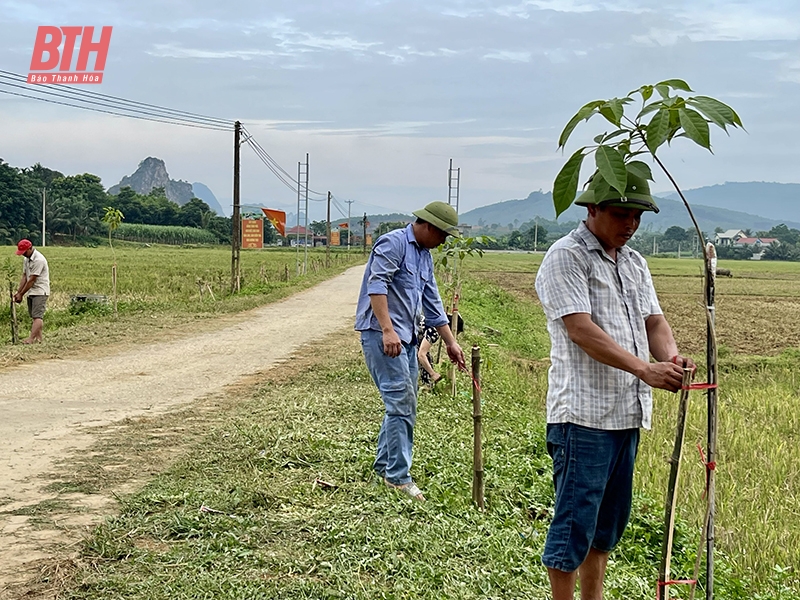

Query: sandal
[384,478,425,502]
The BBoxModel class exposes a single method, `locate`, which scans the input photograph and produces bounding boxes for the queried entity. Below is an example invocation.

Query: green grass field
[12,249,800,599]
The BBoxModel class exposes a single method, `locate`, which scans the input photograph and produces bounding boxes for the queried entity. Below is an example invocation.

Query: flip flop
[384,478,425,501]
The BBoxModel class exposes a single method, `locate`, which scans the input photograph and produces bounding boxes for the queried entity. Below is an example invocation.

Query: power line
[0,77,230,130]
[243,137,298,194]
[0,69,230,126]
[0,87,230,131]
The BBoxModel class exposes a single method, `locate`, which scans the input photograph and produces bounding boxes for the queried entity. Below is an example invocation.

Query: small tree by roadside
[102,207,124,317]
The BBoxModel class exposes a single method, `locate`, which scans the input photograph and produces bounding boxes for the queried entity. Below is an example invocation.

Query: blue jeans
[542,423,640,573]
[360,329,419,486]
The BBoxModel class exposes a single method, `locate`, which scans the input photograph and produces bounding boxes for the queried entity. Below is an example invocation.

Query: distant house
[285,226,328,247]
[714,229,746,246]
[733,237,780,249]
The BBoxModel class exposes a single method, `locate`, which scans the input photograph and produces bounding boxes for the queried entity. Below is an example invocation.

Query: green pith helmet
[412,201,461,237]
[575,170,659,213]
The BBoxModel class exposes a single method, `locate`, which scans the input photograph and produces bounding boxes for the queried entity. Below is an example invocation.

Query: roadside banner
[242,218,263,249]
[331,230,340,246]
[262,208,286,237]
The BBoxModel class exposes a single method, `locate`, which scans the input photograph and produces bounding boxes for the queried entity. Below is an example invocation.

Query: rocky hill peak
[108,157,195,206]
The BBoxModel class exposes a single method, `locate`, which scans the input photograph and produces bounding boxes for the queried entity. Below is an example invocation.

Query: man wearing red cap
[13,239,50,344]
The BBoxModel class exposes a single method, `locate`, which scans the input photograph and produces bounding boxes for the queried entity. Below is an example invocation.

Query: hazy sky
[2,0,800,220]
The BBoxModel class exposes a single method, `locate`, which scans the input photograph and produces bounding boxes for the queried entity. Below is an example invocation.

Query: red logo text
[28,26,112,85]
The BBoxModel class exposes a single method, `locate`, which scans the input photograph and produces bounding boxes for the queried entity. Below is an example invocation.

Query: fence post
[8,281,18,344]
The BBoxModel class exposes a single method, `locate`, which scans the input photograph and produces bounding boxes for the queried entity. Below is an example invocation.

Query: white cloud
[633,6,800,45]
[483,50,531,62]
[147,44,279,60]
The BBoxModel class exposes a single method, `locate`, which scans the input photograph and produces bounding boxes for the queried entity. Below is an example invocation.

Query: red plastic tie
[681,382,718,390]
[458,365,482,394]
[657,579,697,599]
[697,444,717,500]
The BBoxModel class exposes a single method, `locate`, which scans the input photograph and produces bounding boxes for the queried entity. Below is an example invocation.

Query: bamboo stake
[705,243,718,600]
[112,264,118,317]
[8,281,18,344]
[471,345,484,509]
[658,368,694,600]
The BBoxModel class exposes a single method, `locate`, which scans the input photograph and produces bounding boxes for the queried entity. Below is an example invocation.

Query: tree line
[0,159,232,246]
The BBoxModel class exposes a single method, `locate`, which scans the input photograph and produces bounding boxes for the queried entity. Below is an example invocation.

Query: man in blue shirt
[356,201,466,501]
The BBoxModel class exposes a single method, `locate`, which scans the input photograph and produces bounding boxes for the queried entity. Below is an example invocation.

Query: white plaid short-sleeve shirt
[535,222,662,430]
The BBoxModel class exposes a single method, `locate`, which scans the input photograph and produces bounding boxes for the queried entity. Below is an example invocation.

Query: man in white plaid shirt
[535,170,695,600]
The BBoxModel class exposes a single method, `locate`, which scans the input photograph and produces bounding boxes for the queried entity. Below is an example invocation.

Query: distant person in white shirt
[13,239,50,344]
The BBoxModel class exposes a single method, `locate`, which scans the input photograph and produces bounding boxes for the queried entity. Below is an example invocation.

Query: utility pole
[448,158,461,214]
[296,154,309,275]
[362,212,367,255]
[345,199,354,252]
[326,191,331,268]
[231,120,241,293]
[41,188,46,247]
[534,217,538,252]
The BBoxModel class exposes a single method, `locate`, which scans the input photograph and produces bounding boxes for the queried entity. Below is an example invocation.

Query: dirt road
[0,264,365,596]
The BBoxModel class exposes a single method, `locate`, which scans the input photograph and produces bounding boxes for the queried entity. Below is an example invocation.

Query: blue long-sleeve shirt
[355,224,448,344]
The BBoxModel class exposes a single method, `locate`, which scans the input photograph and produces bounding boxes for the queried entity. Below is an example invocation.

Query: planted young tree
[552,79,743,600]
[435,235,493,395]
[102,206,124,317]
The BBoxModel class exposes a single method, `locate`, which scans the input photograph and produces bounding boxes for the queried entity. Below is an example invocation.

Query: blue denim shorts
[542,423,640,573]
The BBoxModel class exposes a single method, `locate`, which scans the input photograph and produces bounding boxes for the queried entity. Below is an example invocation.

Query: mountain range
[460,183,800,232]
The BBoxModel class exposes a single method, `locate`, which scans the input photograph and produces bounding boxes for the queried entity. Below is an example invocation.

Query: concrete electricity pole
[231,120,241,293]
[326,191,331,268]
[345,199,354,252]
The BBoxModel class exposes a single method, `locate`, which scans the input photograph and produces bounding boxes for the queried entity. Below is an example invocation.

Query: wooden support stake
[658,368,693,600]
[8,282,18,344]
[112,264,118,317]
[471,345,484,509]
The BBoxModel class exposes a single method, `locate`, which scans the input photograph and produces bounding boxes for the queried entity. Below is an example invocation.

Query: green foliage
[662,225,690,241]
[715,245,754,260]
[434,235,494,269]
[374,220,408,238]
[112,223,219,245]
[763,243,800,261]
[309,220,328,236]
[0,159,234,247]
[553,79,743,217]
